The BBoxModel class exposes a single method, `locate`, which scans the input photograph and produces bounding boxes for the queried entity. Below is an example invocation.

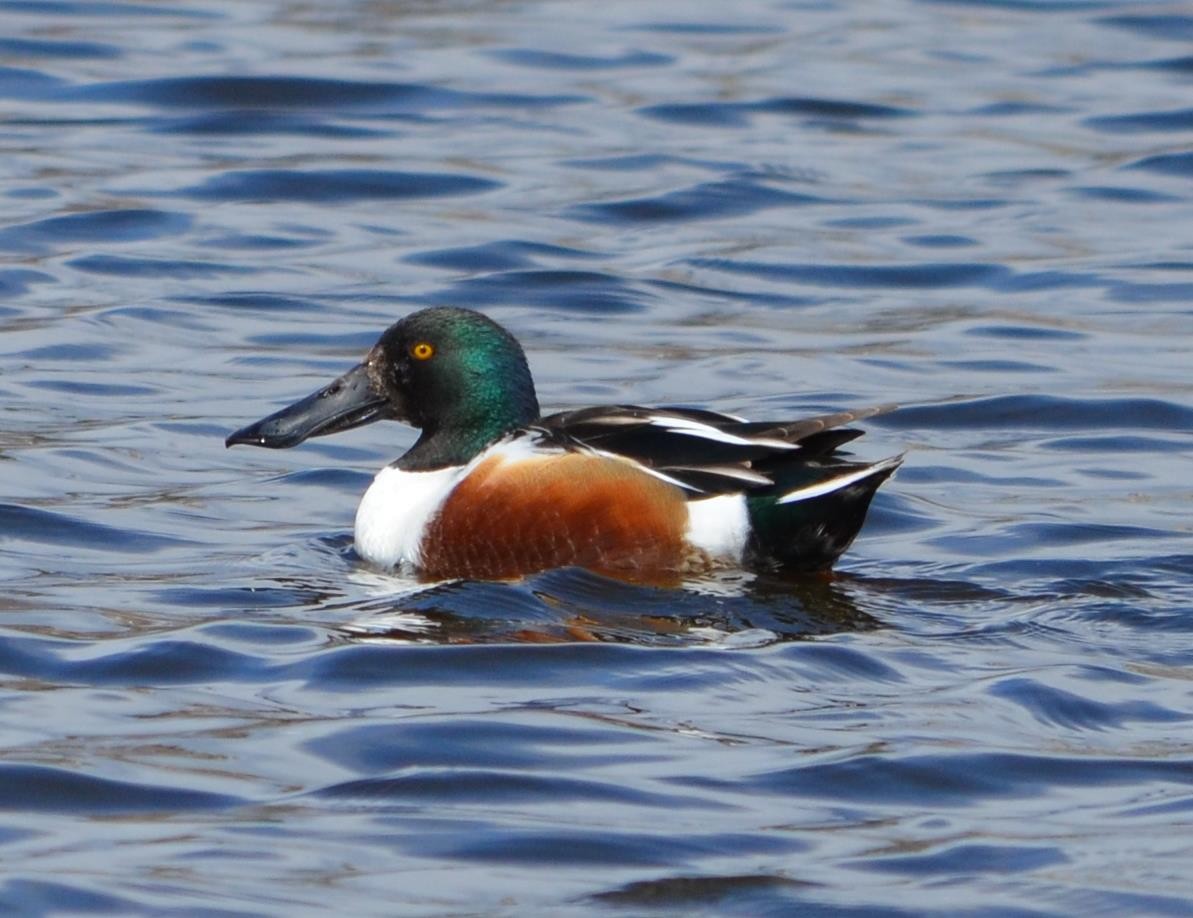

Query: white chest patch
[353,464,464,569]
[352,437,549,571]
[685,493,749,564]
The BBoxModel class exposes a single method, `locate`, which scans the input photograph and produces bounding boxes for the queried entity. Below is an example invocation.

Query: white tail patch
[775,455,903,505]
[685,493,750,562]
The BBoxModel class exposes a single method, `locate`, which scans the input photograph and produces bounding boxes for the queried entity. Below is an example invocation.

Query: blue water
[2,0,1192,914]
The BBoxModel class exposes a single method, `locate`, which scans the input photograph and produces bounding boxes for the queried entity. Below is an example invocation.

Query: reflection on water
[1,0,1192,914]
[336,566,883,646]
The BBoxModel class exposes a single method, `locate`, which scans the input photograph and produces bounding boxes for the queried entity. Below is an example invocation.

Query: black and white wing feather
[532,404,895,495]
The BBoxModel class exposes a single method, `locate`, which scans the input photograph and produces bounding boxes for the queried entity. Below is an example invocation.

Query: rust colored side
[418,453,691,580]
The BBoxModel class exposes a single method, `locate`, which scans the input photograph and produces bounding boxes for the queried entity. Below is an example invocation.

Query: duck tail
[745,455,902,572]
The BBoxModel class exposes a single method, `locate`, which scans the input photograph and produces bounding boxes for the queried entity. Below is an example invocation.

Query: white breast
[353,464,464,569]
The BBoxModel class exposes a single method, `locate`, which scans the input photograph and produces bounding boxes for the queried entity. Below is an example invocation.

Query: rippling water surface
[2,0,1191,914]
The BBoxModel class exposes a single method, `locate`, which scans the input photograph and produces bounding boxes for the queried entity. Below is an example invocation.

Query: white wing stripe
[775,456,902,505]
[589,447,705,493]
[648,414,796,449]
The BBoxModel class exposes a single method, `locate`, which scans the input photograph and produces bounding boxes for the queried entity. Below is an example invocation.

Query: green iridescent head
[226,307,540,469]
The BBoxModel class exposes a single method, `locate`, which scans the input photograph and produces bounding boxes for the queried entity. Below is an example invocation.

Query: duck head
[226,307,539,470]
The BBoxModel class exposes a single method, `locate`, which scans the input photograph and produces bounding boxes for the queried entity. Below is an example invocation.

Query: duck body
[228,308,900,581]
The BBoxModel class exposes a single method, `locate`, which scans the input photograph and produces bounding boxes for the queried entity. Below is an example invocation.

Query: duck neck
[397,394,539,471]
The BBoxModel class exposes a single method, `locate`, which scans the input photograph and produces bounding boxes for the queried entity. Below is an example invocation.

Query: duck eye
[410,341,435,361]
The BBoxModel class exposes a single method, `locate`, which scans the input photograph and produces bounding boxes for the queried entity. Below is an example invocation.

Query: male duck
[227,307,900,581]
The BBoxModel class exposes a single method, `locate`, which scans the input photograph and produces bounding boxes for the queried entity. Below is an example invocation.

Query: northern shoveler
[227,307,900,581]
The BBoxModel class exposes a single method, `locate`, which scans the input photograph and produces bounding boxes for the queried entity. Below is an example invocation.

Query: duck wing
[532,404,894,496]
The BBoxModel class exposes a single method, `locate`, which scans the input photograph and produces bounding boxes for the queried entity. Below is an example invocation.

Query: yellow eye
[410,341,435,361]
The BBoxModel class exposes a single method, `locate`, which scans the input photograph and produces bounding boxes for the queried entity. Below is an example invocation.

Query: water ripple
[1128,151,1193,178]
[174,168,500,203]
[0,1,216,18]
[0,208,191,252]
[489,48,672,70]
[641,97,913,127]
[1086,107,1193,132]
[68,253,257,278]
[63,74,583,111]
[420,827,802,867]
[405,240,598,272]
[748,752,1193,805]
[431,269,651,313]
[305,718,657,773]
[876,395,1193,431]
[0,37,120,58]
[690,257,1010,289]
[0,765,239,814]
[1097,14,1193,41]
[591,873,815,913]
[988,676,1192,731]
[318,769,716,809]
[850,842,1067,876]
[1,0,1191,913]
[0,503,189,552]
[568,177,830,224]
[149,110,394,138]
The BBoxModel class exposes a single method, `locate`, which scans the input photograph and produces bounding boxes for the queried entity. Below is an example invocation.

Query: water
[1,0,1191,914]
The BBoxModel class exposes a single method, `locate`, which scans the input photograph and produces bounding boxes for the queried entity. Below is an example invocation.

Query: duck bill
[225,363,394,449]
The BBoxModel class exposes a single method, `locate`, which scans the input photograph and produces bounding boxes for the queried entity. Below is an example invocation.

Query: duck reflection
[333,566,881,646]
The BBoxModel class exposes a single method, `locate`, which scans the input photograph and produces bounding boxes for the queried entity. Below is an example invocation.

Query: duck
[226,307,901,581]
